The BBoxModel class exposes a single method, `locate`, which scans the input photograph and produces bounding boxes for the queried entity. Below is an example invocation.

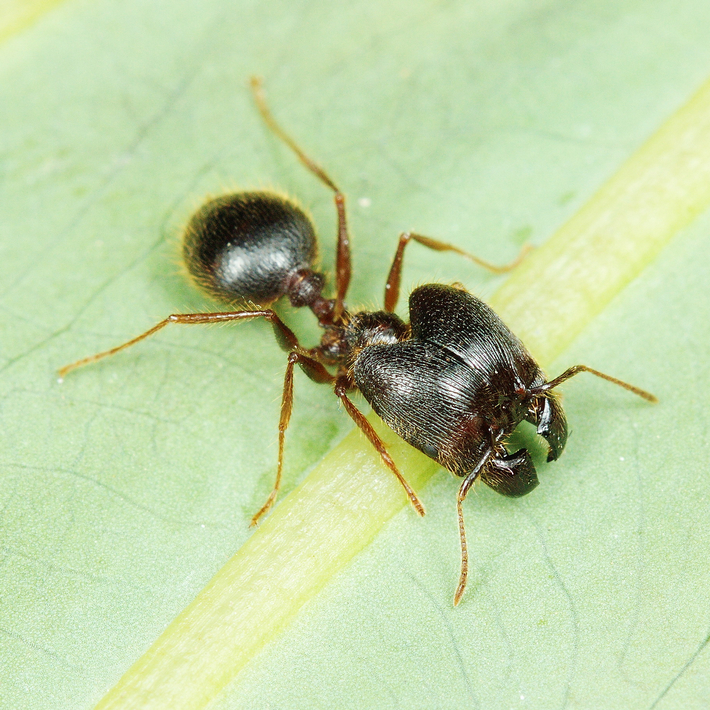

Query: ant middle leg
[251,351,334,527]
[334,377,426,517]
[58,309,303,379]
[250,76,351,319]
[384,232,532,312]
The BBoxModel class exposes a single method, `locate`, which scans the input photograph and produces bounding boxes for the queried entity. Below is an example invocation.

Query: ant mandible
[60,77,657,606]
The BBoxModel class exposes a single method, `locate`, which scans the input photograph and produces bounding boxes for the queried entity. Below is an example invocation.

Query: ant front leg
[334,376,425,517]
[384,232,532,312]
[58,309,303,378]
[250,77,352,320]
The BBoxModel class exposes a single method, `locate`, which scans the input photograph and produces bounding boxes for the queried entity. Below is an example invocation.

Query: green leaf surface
[1,1,709,709]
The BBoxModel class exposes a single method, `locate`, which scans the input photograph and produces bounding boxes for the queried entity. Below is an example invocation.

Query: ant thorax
[343,311,409,352]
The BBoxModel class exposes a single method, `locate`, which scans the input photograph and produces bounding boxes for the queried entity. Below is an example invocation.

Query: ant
[60,77,657,605]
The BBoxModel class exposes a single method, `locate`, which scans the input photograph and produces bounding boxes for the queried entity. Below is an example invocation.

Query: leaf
[2,1,709,709]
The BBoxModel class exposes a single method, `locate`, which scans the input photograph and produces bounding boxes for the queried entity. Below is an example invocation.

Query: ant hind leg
[250,77,352,319]
[58,309,303,379]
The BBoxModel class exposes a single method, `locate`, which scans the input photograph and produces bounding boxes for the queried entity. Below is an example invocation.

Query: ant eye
[421,442,439,459]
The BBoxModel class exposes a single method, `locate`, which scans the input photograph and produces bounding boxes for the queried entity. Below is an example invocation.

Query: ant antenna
[540,365,658,403]
[453,458,488,606]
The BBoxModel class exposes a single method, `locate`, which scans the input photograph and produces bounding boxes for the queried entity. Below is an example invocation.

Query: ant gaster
[60,78,657,605]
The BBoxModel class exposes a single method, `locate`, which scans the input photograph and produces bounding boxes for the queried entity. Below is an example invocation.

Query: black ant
[60,77,657,605]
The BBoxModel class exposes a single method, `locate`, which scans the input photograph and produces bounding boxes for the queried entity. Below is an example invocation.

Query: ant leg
[60,306,333,526]
[251,76,340,193]
[540,364,658,403]
[251,351,334,527]
[384,232,532,312]
[250,77,351,319]
[332,194,351,321]
[333,377,425,517]
[58,309,303,378]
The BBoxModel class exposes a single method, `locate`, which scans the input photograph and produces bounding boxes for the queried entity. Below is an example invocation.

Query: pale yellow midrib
[0,0,65,43]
